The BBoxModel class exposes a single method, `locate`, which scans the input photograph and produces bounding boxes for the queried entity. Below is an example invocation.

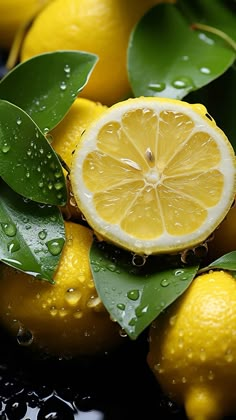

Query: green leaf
[0,180,65,282]
[0,51,98,132]
[127,3,235,100]
[90,241,199,339]
[201,251,236,273]
[0,99,67,206]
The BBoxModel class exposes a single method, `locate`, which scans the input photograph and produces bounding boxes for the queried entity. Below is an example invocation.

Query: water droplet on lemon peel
[0,221,123,358]
[147,270,236,419]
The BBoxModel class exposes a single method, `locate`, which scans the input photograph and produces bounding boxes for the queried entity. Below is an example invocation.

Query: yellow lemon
[147,270,236,419]
[51,97,107,220]
[0,0,50,49]
[70,96,236,256]
[207,204,236,262]
[51,97,107,170]
[0,221,122,357]
[20,0,175,105]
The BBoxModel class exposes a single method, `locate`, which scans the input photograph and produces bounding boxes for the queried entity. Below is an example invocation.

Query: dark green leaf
[177,0,236,42]
[0,100,67,205]
[90,241,199,339]
[0,51,98,132]
[200,251,236,273]
[127,3,235,100]
[0,180,65,282]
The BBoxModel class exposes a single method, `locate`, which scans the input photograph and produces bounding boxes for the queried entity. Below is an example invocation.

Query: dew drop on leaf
[46,238,65,256]
[1,222,17,237]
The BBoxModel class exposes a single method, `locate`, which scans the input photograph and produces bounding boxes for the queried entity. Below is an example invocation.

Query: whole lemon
[51,97,107,220]
[147,270,236,419]
[51,97,107,169]
[20,0,175,105]
[0,0,51,49]
[0,221,122,358]
[207,205,236,262]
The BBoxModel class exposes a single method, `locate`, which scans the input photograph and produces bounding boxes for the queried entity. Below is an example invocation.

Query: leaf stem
[192,23,236,53]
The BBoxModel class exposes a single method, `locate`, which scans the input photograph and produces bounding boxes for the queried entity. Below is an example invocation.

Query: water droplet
[54,181,64,191]
[182,376,187,383]
[200,348,206,361]
[87,295,102,309]
[73,309,83,319]
[119,328,127,338]
[174,269,184,276]
[65,288,82,306]
[38,230,47,240]
[172,77,193,89]
[1,222,17,237]
[7,239,20,253]
[208,370,215,380]
[60,81,67,91]
[148,82,166,92]
[46,238,65,256]
[161,278,170,287]
[50,306,58,316]
[16,117,22,125]
[135,304,148,317]
[200,66,211,75]
[117,303,125,311]
[127,289,140,301]
[128,317,137,326]
[16,326,34,346]
[132,254,147,267]
[92,264,101,273]
[225,348,233,362]
[106,263,117,272]
[1,143,10,153]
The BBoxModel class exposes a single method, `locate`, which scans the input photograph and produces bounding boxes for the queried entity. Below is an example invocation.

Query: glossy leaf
[127,3,235,100]
[200,251,236,273]
[0,180,65,282]
[0,51,98,132]
[0,100,67,205]
[90,241,199,339]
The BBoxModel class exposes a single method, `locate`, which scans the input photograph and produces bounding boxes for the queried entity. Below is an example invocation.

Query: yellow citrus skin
[20,0,175,105]
[0,0,50,49]
[0,221,122,357]
[147,270,236,419]
[51,97,107,169]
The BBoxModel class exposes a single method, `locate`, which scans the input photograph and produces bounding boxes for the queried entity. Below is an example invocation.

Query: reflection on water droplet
[16,117,22,125]
[132,254,147,267]
[54,181,64,191]
[46,238,65,256]
[16,326,33,346]
[161,279,170,287]
[38,230,47,240]
[135,305,148,317]
[117,303,125,311]
[106,263,116,272]
[148,82,166,92]
[1,143,10,153]
[1,222,17,237]
[7,239,20,253]
[50,306,57,316]
[73,309,83,319]
[172,77,193,89]
[60,81,67,91]
[200,66,211,75]
[127,289,140,301]
[65,288,82,306]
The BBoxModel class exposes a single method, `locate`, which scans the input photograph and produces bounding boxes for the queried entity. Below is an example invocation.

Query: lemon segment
[70,97,236,255]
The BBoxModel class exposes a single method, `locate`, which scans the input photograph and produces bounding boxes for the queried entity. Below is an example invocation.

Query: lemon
[70,96,236,256]
[207,204,236,261]
[51,97,107,170]
[0,0,50,49]
[20,0,175,105]
[147,270,236,419]
[0,221,122,357]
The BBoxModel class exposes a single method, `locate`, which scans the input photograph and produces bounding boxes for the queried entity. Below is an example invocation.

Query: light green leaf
[128,3,235,100]
[0,51,98,132]
[0,180,65,282]
[90,241,199,339]
[0,100,67,205]
[200,251,236,273]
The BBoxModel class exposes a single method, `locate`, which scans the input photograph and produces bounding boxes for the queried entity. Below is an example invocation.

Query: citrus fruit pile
[0,1,236,419]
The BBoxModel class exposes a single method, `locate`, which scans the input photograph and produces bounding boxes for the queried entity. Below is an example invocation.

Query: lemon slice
[70,97,236,255]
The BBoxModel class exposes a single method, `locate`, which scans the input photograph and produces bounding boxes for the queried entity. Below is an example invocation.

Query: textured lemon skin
[147,270,236,419]
[0,222,122,357]
[0,0,50,49]
[21,0,175,105]
[51,97,107,169]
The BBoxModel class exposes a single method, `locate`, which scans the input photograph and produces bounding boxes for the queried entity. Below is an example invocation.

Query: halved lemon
[70,97,236,255]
